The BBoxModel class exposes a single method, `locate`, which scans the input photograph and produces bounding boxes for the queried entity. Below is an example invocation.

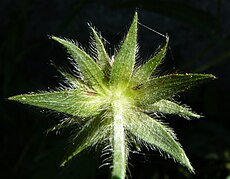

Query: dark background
[1,0,230,178]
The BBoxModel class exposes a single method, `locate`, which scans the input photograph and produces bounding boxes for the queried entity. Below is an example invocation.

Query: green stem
[112,100,127,179]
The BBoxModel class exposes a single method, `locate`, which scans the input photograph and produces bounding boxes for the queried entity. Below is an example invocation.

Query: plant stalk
[112,100,127,179]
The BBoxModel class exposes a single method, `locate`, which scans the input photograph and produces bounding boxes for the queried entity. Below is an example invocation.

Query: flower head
[9,12,215,178]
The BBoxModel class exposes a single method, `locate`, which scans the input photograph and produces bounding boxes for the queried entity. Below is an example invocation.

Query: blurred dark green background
[1,0,230,178]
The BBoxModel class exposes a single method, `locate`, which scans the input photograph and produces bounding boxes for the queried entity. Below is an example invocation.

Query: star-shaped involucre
[9,12,215,179]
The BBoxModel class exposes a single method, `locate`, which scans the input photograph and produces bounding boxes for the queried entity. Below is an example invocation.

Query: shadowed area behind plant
[1,0,230,178]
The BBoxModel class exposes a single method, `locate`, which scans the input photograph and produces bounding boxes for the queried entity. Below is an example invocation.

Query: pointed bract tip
[166,34,169,43]
[60,161,66,167]
[51,36,68,45]
[210,74,217,80]
[51,35,60,41]
[89,26,97,36]
[134,11,138,22]
[7,95,28,103]
[182,153,195,174]
[188,164,195,174]
[8,95,19,101]
[8,96,13,101]
[201,74,217,80]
